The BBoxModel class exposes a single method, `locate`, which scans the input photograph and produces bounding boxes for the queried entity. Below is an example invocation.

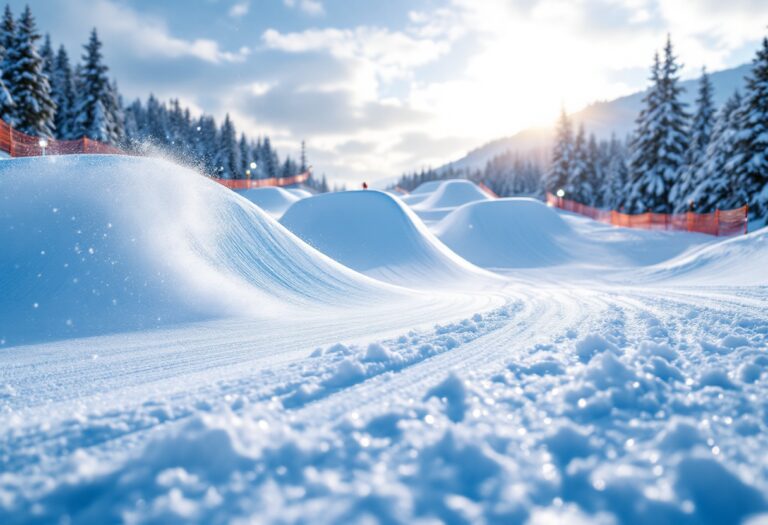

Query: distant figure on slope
[362,182,368,190]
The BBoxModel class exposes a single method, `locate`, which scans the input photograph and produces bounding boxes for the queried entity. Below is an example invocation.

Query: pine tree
[0,5,16,125]
[40,33,53,77]
[604,135,629,210]
[546,108,573,194]
[73,29,118,143]
[6,6,55,136]
[688,91,742,213]
[565,124,590,203]
[238,133,251,176]
[585,133,601,206]
[671,68,715,212]
[215,113,238,178]
[730,37,768,221]
[626,37,689,213]
[50,45,76,139]
[300,140,307,172]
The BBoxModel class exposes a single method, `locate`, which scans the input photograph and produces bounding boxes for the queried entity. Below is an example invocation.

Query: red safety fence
[546,193,748,236]
[213,171,310,190]
[0,118,308,188]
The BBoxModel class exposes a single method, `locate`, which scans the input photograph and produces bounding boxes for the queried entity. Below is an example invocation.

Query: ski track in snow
[1,170,768,524]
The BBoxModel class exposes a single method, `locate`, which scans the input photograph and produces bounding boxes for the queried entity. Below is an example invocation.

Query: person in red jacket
[362,182,368,189]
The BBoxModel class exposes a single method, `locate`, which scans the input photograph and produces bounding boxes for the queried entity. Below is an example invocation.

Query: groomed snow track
[1,162,767,525]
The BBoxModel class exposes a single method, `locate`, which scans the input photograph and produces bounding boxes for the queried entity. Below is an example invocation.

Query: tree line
[395,34,768,222]
[547,35,768,220]
[0,4,327,190]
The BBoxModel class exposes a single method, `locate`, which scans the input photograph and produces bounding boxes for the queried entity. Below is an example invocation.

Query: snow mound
[643,227,768,285]
[234,187,300,218]
[285,188,312,199]
[411,180,445,194]
[412,180,492,221]
[433,198,574,268]
[280,190,497,287]
[0,156,393,345]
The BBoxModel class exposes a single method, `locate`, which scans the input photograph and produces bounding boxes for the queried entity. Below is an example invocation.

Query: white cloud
[228,1,249,18]
[69,0,250,63]
[283,0,325,17]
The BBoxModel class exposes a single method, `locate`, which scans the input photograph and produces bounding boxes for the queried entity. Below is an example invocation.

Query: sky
[10,0,768,184]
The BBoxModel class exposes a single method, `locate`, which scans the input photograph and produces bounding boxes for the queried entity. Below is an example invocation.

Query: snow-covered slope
[642,226,768,285]
[443,63,751,172]
[280,190,498,287]
[0,155,395,345]
[235,186,301,218]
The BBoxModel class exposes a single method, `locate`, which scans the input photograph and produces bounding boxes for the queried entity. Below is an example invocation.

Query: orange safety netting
[546,193,748,236]
[0,118,308,188]
[213,171,310,190]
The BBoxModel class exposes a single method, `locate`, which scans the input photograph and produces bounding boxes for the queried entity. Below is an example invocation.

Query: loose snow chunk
[700,340,733,355]
[322,358,366,389]
[740,362,763,384]
[542,425,594,466]
[699,369,738,390]
[425,373,467,422]
[575,334,619,363]
[675,457,766,523]
[656,418,704,451]
[638,340,678,361]
[719,334,751,349]
[363,342,395,363]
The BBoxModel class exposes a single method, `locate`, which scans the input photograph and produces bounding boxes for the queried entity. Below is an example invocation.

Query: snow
[1,163,768,525]
[234,186,301,218]
[0,155,398,345]
[433,198,573,268]
[280,189,497,287]
[411,179,492,221]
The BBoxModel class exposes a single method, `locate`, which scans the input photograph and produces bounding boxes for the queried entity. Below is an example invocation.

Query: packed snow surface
[280,189,497,287]
[234,186,300,218]
[2,167,767,525]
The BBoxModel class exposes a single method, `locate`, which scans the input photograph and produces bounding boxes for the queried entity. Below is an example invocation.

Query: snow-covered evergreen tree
[626,37,690,213]
[5,6,55,136]
[586,133,602,206]
[215,114,238,178]
[671,68,715,212]
[546,108,573,194]
[238,133,252,176]
[300,140,307,172]
[73,29,120,143]
[50,45,76,139]
[730,37,768,220]
[565,124,590,203]
[0,4,16,124]
[688,91,742,212]
[604,135,629,210]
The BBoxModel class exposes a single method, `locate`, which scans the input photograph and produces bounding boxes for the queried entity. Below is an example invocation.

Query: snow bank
[280,190,498,287]
[643,227,768,285]
[433,198,574,268]
[0,156,393,345]
[234,187,300,218]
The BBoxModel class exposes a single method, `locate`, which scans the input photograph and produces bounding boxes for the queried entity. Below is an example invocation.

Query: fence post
[744,204,748,235]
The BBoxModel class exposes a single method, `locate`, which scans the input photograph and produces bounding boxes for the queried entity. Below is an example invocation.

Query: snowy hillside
[2,165,768,525]
[444,64,751,172]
